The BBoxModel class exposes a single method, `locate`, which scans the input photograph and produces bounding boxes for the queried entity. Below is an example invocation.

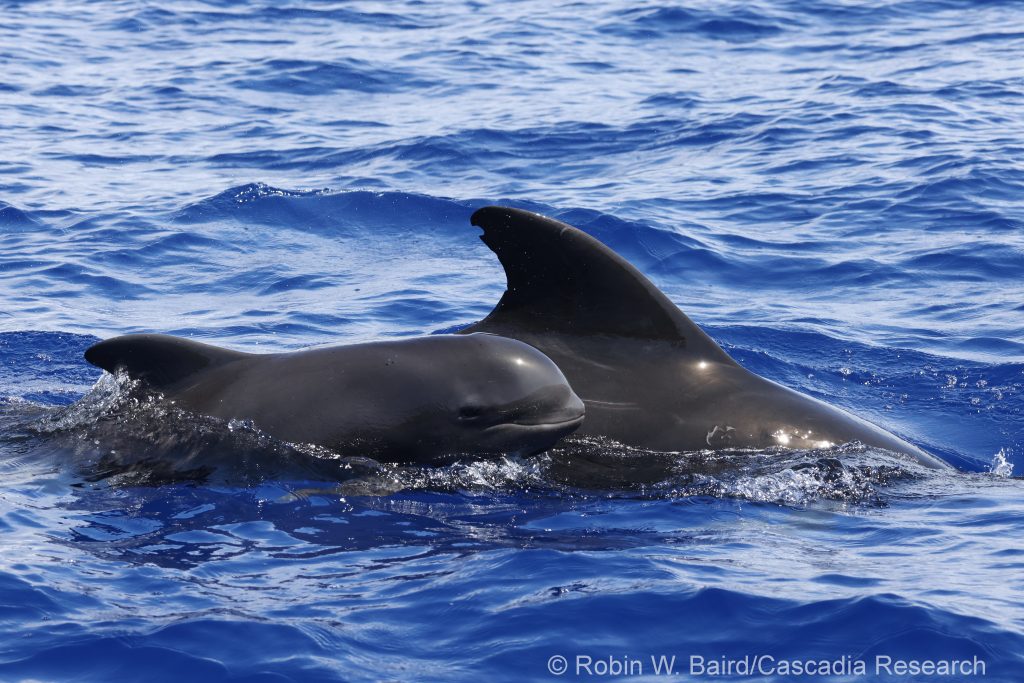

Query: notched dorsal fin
[84,334,247,388]
[463,206,734,363]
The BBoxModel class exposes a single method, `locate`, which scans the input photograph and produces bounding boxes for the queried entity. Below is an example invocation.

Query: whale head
[451,333,585,455]
[390,333,584,461]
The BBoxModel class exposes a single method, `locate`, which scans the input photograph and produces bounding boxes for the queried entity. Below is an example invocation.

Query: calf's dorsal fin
[84,334,248,388]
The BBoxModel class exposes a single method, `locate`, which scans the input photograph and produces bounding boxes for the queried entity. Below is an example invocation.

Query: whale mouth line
[477,414,585,433]
[505,414,585,429]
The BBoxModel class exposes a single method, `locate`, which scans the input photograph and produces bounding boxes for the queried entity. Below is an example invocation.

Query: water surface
[1,1,1022,681]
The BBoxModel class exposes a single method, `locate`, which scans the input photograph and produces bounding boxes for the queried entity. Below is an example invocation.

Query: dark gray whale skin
[84,333,585,463]
[461,206,951,470]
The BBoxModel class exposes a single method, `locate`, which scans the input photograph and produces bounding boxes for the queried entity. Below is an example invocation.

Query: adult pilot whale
[460,206,951,470]
[84,333,585,463]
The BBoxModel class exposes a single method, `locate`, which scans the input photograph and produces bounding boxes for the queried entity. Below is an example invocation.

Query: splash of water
[990,448,1014,477]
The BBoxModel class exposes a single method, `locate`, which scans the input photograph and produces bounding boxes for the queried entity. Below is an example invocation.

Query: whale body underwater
[84,333,585,463]
[461,206,951,470]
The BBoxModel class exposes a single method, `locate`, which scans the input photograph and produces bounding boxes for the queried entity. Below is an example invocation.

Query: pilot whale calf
[84,333,585,463]
[460,206,951,470]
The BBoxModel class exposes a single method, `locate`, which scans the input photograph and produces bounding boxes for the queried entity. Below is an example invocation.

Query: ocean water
[1,0,1023,681]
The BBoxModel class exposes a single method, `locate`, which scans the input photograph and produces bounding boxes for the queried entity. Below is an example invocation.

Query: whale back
[461,206,735,365]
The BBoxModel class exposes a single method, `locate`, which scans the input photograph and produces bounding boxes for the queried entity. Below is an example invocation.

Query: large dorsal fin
[84,334,248,388]
[462,206,735,364]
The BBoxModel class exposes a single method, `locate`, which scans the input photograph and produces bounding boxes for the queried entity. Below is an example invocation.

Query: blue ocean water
[1,0,1023,681]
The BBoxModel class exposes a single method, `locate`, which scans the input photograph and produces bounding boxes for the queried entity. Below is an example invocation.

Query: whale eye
[458,405,484,421]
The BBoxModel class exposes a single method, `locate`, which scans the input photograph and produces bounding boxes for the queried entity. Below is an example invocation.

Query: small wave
[0,201,40,230]
[231,58,432,95]
[602,6,788,42]
[0,332,101,404]
[32,84,109,98]
[172,183,469,235]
